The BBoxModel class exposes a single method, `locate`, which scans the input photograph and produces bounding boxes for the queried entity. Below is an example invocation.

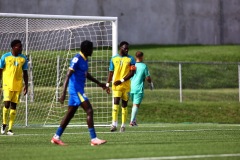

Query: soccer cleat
[120,126,125,132]
[129,121,138,127]
[110,125,117,132]
[7,130,14,136]
[51,137,67,146]
[91,138,107,146]
[1,124,7,134]
[129,122,134,127]
[133,121,138,126]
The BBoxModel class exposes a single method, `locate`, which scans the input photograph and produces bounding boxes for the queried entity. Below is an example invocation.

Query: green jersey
[130,62,150,93]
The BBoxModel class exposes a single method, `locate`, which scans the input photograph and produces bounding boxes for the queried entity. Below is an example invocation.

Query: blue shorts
[130,93,144,104]
[68,91,88,107]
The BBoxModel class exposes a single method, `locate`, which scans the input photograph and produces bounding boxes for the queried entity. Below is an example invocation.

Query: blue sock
[89,128,96,139]
[56,127,64,137]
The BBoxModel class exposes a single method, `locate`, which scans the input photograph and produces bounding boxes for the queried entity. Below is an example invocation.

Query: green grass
[130,45,240,62]
[1,124,240,160]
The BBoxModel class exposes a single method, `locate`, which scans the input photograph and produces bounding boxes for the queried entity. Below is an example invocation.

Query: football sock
[89,128,97,139]
[2,107,8,125]
[112,104,119,125]
[130,106,138,122]
[56,126,65,137]
[121,107,128,126]
[8,109,16,131]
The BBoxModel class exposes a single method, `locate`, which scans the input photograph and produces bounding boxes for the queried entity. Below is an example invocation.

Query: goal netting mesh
[0,13,117,126]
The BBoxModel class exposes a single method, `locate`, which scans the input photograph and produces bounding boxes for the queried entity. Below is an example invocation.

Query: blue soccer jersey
[68,52,88,94]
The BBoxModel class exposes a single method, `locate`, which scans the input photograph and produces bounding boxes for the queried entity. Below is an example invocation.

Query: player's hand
[106,87,111,94]
[23,86,28,95]
[149,82,154,90]
[98,83,107,89]
[114,80,121,86]
[59,92,66,104]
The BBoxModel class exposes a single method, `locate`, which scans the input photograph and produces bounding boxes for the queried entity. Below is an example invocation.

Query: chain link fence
[144,61,240,102]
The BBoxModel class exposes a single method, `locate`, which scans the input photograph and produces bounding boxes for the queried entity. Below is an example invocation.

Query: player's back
[131,62,149,93]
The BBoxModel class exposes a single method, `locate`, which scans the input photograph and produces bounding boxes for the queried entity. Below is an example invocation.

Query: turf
[1,123,240,160]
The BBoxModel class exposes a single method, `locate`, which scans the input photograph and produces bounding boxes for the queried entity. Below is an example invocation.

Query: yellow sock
[2,107,8,125]
[112,104,119,123]
[8,109,16,131]
[122,107,128,125]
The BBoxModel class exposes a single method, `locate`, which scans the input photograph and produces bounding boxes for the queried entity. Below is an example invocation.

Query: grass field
[1,45,240,160]
[1,123,240,160]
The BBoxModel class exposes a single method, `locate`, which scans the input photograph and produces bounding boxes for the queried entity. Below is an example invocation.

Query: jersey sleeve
[69,56,79,71]
[109,57,114,71]
[22,56,28,70]
[145,65,150,77]
[130,56,136,65]
[0,54,6,69]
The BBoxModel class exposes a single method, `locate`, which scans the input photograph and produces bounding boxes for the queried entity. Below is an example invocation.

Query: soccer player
[51,40,108,146]
[106,41,136,132]
[129,51,153,126]
[0,39,28,135]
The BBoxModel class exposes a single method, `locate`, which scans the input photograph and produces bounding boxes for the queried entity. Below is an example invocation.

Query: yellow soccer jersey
[109,54,135,92]
[0,52,28,91]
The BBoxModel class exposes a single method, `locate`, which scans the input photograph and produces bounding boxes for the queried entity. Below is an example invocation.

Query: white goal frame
[0,13,118,127]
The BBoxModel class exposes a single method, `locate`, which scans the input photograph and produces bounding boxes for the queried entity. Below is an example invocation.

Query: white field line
[1,128,240,136]
[108,153,240,160]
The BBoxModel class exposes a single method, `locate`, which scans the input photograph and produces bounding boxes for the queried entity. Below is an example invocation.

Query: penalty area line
[108,153,240,160]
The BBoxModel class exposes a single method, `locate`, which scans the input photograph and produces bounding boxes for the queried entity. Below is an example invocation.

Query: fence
[145,61,240,102]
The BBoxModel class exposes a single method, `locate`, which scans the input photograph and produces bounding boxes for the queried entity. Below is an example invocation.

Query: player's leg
[81,100,107,146]
[51,106,77,145]
[1,101,10,134]
[6,91,23,135]
[110,91,121,132]
[130,93,143,126]
[7,102,17,135]
[120,91,129,132]
[51,93,79,146]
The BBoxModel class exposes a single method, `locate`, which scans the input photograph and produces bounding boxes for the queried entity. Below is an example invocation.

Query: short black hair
[11,39,22,48]
[80,40,93,53]
[119,41,129,47]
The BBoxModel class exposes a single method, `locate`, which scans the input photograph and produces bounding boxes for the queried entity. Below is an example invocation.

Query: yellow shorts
[113,90,129,101]
[3,90,21,104]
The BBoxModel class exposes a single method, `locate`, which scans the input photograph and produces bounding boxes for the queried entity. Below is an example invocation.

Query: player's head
[135,51,144,62]
[119,41,129,56]
[11,39,22,54]
[81,40,93,57]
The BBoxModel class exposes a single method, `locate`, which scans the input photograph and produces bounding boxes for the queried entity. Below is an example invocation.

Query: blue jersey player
[51,40,108,146]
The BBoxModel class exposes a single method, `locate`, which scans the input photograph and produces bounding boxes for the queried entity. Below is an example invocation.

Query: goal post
[0,13,117,127]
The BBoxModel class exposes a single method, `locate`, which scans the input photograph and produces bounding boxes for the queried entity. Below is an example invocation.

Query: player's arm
[87,72,109,94]
[59,69,73,104]
[145,67,154,90]
[0,68,2,80]
[114,65,136,86]
[23,70,28,95]
[146,76,154,90]
[0,68,2,89]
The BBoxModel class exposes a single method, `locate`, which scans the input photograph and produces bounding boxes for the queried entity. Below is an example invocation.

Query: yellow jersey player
[106,41,136,132]
[0,39,28,135]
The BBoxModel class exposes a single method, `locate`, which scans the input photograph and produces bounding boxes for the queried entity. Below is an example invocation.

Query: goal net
[0,13,118,126]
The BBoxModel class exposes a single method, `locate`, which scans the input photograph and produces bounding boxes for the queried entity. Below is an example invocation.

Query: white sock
[112,121,118,127]
[54,134,60,139]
